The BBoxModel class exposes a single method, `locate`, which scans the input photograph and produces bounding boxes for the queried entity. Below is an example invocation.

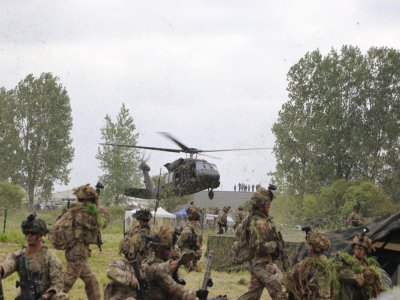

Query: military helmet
[223,206,231,213]
[148,226,176,249]
[306,230,331,253]
[353,201,361,210]
[21,213,49,236]
[133,208,151,221]
[352,232,375,254]
[186,205,202,220]
[73,183,98,202]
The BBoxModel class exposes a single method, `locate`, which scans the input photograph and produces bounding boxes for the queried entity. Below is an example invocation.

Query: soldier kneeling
[0,213,68,299]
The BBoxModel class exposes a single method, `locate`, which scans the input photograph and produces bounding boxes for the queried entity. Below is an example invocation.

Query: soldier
[333,229,387,299]
[62,184,106,300]
[346,202,364,227]
[104,234,143,300]
[283,229,334,299]
[0,213,67,299]
[142,226,205,300]
[217,206,230,234]
[237,186,287,300]
[120,208,152,263]
[233,206,245,230]
[176,205,203,272]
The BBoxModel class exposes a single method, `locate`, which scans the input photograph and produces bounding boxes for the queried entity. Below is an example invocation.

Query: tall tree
[96,103,141,205]
[9,73,74,209]
[272,46,400,201]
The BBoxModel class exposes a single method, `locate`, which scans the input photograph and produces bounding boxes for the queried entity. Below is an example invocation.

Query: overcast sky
[1,0,400,193]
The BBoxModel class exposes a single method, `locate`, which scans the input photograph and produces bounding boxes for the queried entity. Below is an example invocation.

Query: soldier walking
[237,186,287,300]
[233,206,245,230]
[176,205,203,272]
[61,184,107,300]
[217,206,230,234]
[346,201,364,227]
[0,213,67,299]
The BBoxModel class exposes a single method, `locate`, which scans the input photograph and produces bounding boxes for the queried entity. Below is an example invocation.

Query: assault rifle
[95,182,105,251]
[130,259,149,300]
[275,230,289,272]
[15,271,42,300]
[196,250,214,300]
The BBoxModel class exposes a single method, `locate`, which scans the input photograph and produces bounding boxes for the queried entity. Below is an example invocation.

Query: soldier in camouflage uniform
[176,205,203,272]
[237,186,287,300]
[120,209,152,263]
[142,226,208,300]
[62,184,106,300]
[346,202,364,227]
[283,229,334,299]
[217,206,230,234]
[0,214,67,299]
[233,206,245,230]
[333,231,387,300]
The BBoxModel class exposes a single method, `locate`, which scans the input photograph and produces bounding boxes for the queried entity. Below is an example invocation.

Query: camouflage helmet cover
[186,205,202,220]
[352,232,375,253]
[21,213,49,236]
[306,230,331,253]
[250,190,271,209]
[133,209,151,221]
[73,183,98,202]
[149,226,176,249]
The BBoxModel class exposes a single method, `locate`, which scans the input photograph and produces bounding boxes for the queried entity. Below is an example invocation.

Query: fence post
[3,209,7,233]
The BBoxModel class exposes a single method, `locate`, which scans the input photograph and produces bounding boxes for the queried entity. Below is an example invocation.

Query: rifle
[153,169,162,225]
[196,250,214,300]
[275,230,289,272]
[130,259,149,300]
[15,271,42,300]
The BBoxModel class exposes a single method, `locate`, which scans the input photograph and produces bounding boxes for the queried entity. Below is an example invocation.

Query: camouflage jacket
[142,255,196,300]
[234,211,245,226]
[333,252,385,300]
[283,254,333,300]
[176,222,202,256]
[104,258,138,300]
[120,224,151,261]
[217,212,228,226]
[0,245,64,298]
[346,212,364,227]
[248,210,282,265]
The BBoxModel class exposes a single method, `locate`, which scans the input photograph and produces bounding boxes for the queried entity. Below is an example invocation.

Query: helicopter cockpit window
[210,164,218,170]
[165,172,174,184]
[196,162,206,170]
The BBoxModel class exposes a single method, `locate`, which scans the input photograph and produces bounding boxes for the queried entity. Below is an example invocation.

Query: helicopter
[102,132,271,200]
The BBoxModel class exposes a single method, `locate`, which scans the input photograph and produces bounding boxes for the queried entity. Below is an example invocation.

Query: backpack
[50,204,99,250]
[232,217,256,264]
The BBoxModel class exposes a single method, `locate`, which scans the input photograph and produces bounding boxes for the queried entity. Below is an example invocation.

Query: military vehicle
[102,132,271,200]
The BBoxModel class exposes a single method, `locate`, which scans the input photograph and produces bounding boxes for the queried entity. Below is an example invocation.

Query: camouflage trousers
[63,258,100,300]
[237,261,286,300]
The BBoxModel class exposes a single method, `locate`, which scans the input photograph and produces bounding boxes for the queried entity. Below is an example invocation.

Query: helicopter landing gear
[208,189,214,200]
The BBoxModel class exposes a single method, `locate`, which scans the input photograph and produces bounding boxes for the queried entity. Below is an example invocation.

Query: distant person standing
[233,206,245,230]
[252,184,255,192]
[238,183,242,192]
[234,184,237,192]
[244,185,247,192]
[217,206,230,234]
[346,201,364,227]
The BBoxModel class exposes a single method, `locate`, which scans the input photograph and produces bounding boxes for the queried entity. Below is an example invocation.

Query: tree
[96,103,141,205]
[0,181,25,209]
[7,73,74,209]
[272,46,400,201]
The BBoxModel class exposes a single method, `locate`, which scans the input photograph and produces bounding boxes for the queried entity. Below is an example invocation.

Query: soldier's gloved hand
[354,275,365,287]
[207,278,213,287]
[196,289,209,299]
[264,241,277,253]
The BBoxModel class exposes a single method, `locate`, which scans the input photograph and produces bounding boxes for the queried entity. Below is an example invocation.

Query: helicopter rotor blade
[100,143,182,153]
[197,147,273,153]
[197,153,221,160]
[158,132,191,152]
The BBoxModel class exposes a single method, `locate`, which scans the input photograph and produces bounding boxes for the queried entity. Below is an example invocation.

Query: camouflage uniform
[63,184,105,300]
[237,188,287,300]
[176,206,202,271]
[283,230,333,300]
[217,206,230,234]
[104,258,138,300]
[333,232,386,300]
[233,207,245,230]
[142,226,197,300]
[346,202,364,227]
[0,214,67,300]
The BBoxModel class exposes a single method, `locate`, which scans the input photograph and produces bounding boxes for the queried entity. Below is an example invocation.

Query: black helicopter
[102,132,271,200]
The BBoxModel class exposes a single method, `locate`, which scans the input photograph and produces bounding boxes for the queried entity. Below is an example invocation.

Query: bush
[0,182,25,209]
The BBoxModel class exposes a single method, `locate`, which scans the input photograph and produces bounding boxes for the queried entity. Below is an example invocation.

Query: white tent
[124,207,176,231]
